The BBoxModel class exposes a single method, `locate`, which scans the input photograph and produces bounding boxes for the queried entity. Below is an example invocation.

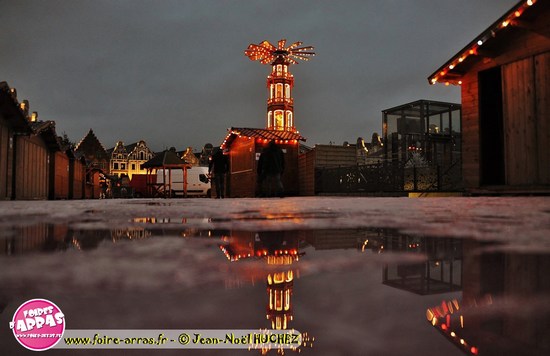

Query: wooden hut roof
[141,148,189,169]
[0,82,33,134]
[221,127,306,149]
[30,120,61,151]
[428,0,549,85]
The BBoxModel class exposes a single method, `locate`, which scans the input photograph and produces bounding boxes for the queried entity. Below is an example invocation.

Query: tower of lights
[245,39,315,132]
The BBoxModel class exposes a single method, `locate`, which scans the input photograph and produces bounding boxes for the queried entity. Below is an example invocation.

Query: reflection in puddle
[1,221,549,355]
[427,246,550,356]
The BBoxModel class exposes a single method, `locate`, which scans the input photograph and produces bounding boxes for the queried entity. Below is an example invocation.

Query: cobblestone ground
[1,197,549,355]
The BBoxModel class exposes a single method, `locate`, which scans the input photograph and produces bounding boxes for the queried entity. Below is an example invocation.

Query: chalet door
[479,67,505,185]
[502,57,538,186]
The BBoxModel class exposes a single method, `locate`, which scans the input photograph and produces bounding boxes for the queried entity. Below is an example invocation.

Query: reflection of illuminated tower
[218,231,302,330]
[267,270,294,330]
[245,39,315,132]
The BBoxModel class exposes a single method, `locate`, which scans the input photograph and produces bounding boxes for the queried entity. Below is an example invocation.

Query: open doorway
[479,67,505,185]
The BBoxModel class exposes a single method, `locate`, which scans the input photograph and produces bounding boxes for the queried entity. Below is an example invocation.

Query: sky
[1,0,518,152]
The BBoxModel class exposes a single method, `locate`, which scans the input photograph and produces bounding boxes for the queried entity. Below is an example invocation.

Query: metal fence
[316,161,462,194]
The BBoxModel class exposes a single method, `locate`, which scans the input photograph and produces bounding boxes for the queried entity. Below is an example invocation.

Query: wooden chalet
[0,82,33,200]
[428,0,550,192]
[221,127,305,197]
[1,82,90,200]
[67,149,86,199]
[28,120,66,200]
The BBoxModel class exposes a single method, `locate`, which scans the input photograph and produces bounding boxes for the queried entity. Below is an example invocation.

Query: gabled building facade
[109,141,128,177]
[108,140,155,179]
[75,129,110,174]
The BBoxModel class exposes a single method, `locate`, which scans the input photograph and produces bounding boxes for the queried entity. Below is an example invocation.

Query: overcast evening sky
[1,0,518,152]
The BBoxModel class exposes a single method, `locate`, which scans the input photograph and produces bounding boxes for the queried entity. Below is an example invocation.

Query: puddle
[1,222,548,355]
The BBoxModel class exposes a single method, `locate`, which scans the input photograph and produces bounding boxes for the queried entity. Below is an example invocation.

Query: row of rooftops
[0,81,75,153]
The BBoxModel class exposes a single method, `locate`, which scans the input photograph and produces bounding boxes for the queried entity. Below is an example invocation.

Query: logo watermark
[9,298,66,351]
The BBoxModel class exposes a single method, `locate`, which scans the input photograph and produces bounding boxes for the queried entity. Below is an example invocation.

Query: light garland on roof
[429,0,537,86]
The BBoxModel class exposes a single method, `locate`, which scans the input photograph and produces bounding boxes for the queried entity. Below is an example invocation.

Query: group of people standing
[208,140,285,198]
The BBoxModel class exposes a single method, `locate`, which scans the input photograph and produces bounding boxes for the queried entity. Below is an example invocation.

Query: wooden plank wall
[281,145,299,196]
[54,151,70,199]
[298,150,315,196]
[502,52,550,186]
[16,136,48,199]
[461,72,481,188]
[502,57,537,185]
[72,159,85,199]
[0,120,11,199]
[229,171,255,197]
[229,138,300,197]
[229,137,255,197]
[535,52,550,184]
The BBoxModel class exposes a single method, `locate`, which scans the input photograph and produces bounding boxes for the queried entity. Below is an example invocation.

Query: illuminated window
[270,84,274,99]
[284,289,291,310]
[276,64,282,75]
[276,290,283,311]
[286,111,293,128]
[121,163,125,170]
[283,65,287,74]
[276,84,283,98]
[285,84,290,98]
[268,111,273,128]
[275,110,284,130]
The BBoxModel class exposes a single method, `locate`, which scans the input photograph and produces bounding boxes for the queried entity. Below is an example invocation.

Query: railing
[316,161,463,194]
[267,97,293,105]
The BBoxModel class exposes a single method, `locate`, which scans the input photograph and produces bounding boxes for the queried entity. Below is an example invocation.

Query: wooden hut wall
[460,27,550,188]
[228,137,301,197]
[229,137,256,197]
[298,149,316,196]
[0,117,13,199]
[15,135,49,199]
[280,143,300,196]
[69,158,85,199]
[53,150,70,199]
[535,53,550,184]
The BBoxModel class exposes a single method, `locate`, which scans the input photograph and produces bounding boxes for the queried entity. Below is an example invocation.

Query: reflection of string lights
[426,299,478,355]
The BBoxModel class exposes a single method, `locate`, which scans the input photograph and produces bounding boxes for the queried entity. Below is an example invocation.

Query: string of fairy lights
[244,39,315,65]
[429,0,538,86]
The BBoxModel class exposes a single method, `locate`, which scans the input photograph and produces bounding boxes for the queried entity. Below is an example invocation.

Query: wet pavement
[1,197,549,355]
